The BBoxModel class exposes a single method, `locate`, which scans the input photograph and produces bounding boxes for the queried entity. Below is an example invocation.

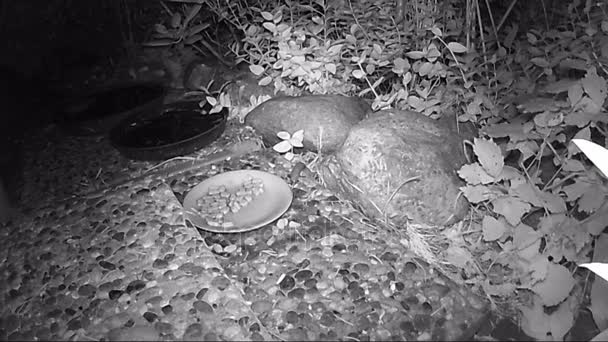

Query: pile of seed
[194,175,264,228]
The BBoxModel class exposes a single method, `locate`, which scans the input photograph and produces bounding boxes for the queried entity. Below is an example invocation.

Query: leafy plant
[273,129,304,161]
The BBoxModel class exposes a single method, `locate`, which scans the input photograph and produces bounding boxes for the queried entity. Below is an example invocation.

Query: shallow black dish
[59,82,166,136]
[110,100,227,161]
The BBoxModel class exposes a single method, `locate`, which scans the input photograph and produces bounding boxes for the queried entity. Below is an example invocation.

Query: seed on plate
[222,221,235,228]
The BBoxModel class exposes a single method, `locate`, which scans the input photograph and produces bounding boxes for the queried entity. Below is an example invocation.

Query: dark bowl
[59,82,166,136]
[110,101,228,161]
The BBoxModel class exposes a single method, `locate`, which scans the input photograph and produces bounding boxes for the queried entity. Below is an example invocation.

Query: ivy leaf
[532,263,575,306]
[184,34,202,45]
[492,196,531,226]
[568,82,584,105]
[405,50,426,60]
[457,163,496,185]
[430,26,442,37]
[352,69,366,79]
[328,44,343,55]
[277,131,291,140]
[259,76,273,86]
[561,182,589,202]
[289,129,304,148]
[530,57,550,68]
[170,12,182,29]
[249,65,265,76]
[447,42,467,53]
[205,96,217,107]
[533,111,563,127]
[583,208,608,235]
[261,11,274,21]
[482,215,508,241]
[578,187,606,213]
[262,22,276,33]
[520,296,574,341]
[325,63,336,74]
[460,185,501,203]
[582,71,608,107]
[473,138,504,178]
[273,140,292,153]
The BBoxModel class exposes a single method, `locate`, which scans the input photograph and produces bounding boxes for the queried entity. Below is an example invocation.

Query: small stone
[294,270,313,281]
[311,301,326,313]
[285,311,299,324]
[250,332,264,341]
[112,232,125,241]
[403,261,417,275]
[353,263,370,274]
[99,260,116,270]
[380,252,399,263]
[109,290,123,300]
[162,305,173,315]
[288,288,305,299]
[349,286,365,300]
[279,275,295,291]
[111,325,159,341]
[153,258,169,269]
[181,292,195,301]
[303,278,317,288]
[67,318,81,331]
[413,314,431,331]
[65,308,76,316]
[196,288,208,300]
[146,295,163,305]
[332,243,346,253]
[333,277,346,290]
[155,322,173,334]
[249,322,260,332]
[404,295,419,305]
[193,301,214,314]
[320,311,336,327]
[143,312,158,323]
[78,284,97,298]
[400,320,414,332]
[211,276,231,291]
[183,323,203,340]
[251,300,272,314]
[296,259,310,268]
[126,280,146,294]
[203,332,218,341]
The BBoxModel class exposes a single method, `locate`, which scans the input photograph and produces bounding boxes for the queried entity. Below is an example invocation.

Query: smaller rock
[285,311,299,324]
[78,284,96,298]
[161,305,173,315]
[211,276,231,291]
[193,301,214,314]
[126,280,146,294]
[99,260,116,270]
[109,290,123,300]
[183,323,204,340]
[279,275,295,291]
[294,270,313,282]
[320,311,336,327]
[152,258,169,269]
[251,300,272,314]
[143,312,158,323]
[287,288,305,299]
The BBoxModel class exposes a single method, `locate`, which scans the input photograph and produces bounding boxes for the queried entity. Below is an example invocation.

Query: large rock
[320,109,469,226]
[245,95,371,153]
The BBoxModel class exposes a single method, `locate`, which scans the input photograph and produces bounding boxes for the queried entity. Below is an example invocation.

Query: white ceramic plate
[183,170,293,233]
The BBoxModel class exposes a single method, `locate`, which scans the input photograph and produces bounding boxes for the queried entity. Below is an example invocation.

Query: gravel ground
[0,121,489,341]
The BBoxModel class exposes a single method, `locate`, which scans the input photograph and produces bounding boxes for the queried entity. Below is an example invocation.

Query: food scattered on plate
[190,175,264,228]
